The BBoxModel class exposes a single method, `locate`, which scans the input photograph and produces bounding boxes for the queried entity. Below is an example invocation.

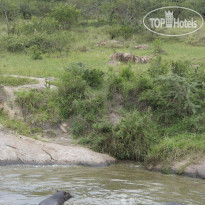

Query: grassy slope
[0,26,205,78]
[0,23,205,168]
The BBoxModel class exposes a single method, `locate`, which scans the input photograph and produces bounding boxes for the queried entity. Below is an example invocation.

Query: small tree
[0,0,10,34]
[49,4,80,29]
[0,0,19,34]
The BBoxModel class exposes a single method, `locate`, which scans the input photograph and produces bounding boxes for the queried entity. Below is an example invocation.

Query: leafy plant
[83,68,104,87]
[153,39,165,55]
[49,4,80,29]
[31,45,43,60]
[58,63,87,118]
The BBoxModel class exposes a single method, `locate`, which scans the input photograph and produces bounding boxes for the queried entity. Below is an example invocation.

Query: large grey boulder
[110,53,152,64]
[0,128,116,167]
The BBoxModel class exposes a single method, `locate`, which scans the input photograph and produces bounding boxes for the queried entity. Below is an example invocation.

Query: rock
[107,60,121,66]
[62,123,68,127]
[110,53,136,63]
[110,53,152,64]
[192,64,200,68]
[147,158,205,179]
[109,112,120,125]
[138,56,152,64]
[109,40,119,44]
[134,44,148,50]
[184,159,205,179]
[60,123,68,133]
[0,129,116,167]
[97,42,107,46]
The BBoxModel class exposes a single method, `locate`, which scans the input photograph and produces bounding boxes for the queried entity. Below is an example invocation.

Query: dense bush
[111,111,158,160]
[107,66,152,110]
[72,96,105,137]
[18,17,60,34]
[84,111,158,161]
[31,46,43,60]
[108,25,134,39]
[83,68,104,87]
[4,35,30,52]
[58,64,87,118]
[141,60,203,121]
[49,4,80,29]
[1,31,72,55]
[148,56,169,78]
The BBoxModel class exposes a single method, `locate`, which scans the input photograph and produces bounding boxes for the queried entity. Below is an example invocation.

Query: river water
[0,162,205,205]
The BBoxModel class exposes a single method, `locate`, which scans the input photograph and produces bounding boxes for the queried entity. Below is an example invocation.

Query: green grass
[0,22,205,168]
[0,111,42,139]
[0,76,39,86]
[0,25,204,78]
[146,133,205,167]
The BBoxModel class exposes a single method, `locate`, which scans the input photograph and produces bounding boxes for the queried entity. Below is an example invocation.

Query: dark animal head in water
[56,190,73,201]
[38,190,73,205]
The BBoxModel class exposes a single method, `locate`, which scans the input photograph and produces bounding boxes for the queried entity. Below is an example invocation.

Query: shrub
[29,33,54,53]
[148,56,169,78]
[73,96,105,123]
[108,74,123,96]
[141,60,203,121]
[180,113,205,134]
[71,96,105,137]
[2,33,54,54]
[83,68,104,87]
[86,111,158,161]
[108,25,134,39]
[153,39,165,55]
[49,4,80,29]
[19,17,60,34]
[111,112,158,160]
[119,66,134,80]
[58,63,87,118]
[52,31,73,55]
[171,60,191,77]
[3,35,30,52]
[79,121,114,152]
[72,116,89,137]
[31,46,43,60]
[107,67,152,110]
[141,73,200,120]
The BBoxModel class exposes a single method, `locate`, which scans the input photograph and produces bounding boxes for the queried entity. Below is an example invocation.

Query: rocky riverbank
[0,126,116,167]
[147,159,205,179]
[0,75,116,167]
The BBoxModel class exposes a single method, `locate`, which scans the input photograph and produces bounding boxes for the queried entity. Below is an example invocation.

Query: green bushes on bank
[16,89,60,125]
[146,133,205,167]
[2,32,73,56]
[85,111,159,161]
[15,60,205,165]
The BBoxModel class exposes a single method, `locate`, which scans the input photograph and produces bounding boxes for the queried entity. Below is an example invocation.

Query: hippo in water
[39,190,73,205]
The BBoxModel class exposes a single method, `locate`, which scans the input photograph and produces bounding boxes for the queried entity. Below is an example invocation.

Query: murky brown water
[0,162,205,205]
